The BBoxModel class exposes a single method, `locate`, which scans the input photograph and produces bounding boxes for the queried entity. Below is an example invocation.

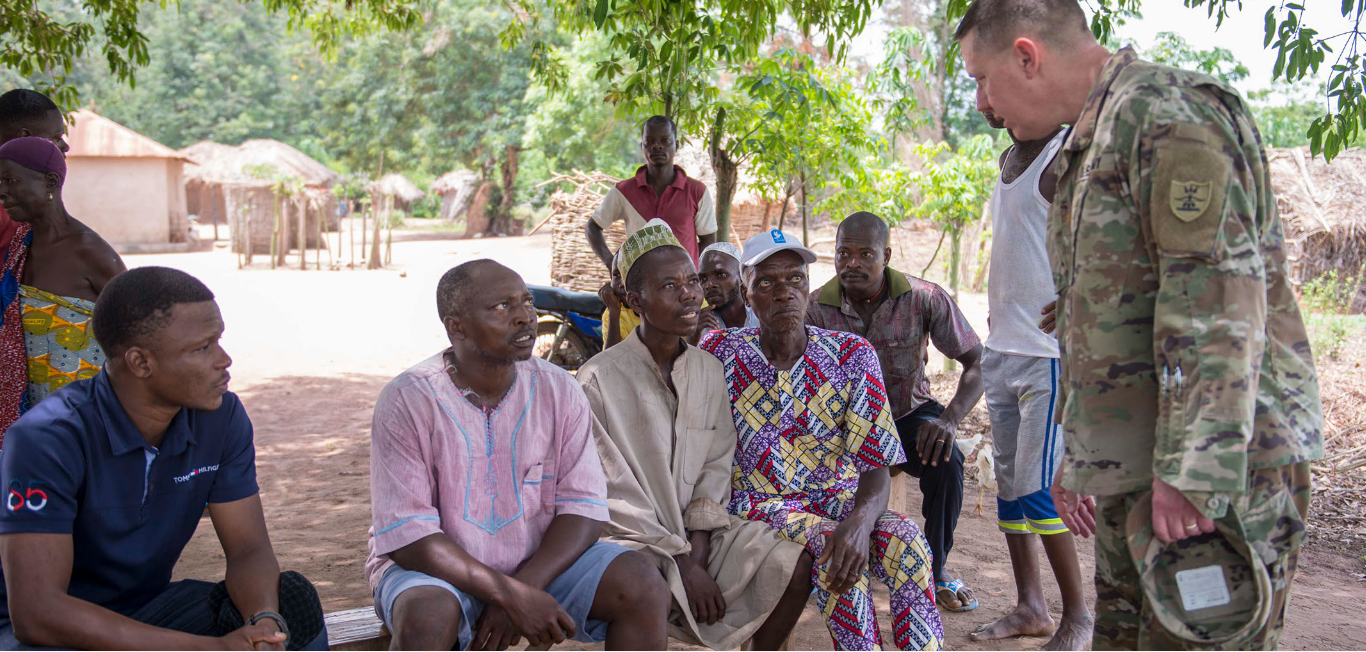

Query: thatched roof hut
[193,139,339,187]
[178,139,339,259]
[1269,147,1366,311]
[367,173,425,213]
[181,140,236,224]
[430,170,480,224]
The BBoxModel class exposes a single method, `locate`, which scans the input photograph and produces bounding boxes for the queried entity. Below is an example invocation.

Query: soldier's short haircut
[839,212,890,249]
[953,0,1090,53]
[0,89,59,130]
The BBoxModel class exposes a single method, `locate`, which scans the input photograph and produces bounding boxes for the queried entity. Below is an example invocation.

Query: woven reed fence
[543,172,624,292]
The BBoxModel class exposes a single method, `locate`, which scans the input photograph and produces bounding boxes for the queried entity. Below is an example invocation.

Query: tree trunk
[494,145,522,235]
[760,201,773,232]
[778,180,794,231]
[211,186,220,241]
[298,197,307,271]
[385,195,394,265]
[945,226,963,373]
[464,181,493,238]
[368,192,383,269]
[709,108,738,242]
[269,197,279,270]
[799,170,810,246]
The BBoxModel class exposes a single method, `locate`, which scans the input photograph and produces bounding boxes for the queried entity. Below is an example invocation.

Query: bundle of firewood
[541,171,625,293]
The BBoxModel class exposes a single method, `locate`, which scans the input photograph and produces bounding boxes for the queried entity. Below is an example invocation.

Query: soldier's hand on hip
[1151,478,1216,544]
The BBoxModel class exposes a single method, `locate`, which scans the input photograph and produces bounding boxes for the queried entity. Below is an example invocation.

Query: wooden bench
[323,606,792,650]
[888,469,914,516]
[326,607,390,651]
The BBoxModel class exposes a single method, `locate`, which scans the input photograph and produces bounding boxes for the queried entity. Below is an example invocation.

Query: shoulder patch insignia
[1169,180,1212,222]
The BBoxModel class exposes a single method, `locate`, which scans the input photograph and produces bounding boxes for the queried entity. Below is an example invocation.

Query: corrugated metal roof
[65,110,186,160]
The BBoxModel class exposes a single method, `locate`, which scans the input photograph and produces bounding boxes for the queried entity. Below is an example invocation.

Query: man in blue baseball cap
[701,229,944,651]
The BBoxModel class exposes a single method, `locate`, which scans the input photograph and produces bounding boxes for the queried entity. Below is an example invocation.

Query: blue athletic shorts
[997,489,1067,535]
[373,541,628,650]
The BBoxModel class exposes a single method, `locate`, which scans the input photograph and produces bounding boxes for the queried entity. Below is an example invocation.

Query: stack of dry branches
[541,171,625,293]
[1308,341,1366,550]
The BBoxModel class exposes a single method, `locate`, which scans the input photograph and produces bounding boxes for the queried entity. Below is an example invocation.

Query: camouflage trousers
[1092,463,1311,650]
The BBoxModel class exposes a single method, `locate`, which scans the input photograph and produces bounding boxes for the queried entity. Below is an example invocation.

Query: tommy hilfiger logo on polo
[174,465,220,484]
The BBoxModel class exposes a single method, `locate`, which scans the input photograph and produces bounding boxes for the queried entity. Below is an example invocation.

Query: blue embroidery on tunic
[428,368,540,536]
[375,515,440,536]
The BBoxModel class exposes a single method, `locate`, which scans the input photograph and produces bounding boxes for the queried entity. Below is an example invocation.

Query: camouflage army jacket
[1049,47,1323,515]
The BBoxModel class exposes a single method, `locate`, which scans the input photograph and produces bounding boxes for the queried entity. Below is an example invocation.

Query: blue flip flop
[935,579,979,612]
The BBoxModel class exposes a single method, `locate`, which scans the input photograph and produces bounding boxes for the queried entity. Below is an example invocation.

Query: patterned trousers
[1092,463,1310,650]
[781,510,944,651]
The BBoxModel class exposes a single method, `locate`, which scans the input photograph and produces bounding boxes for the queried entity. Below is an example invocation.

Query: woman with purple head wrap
[0,136,124,438]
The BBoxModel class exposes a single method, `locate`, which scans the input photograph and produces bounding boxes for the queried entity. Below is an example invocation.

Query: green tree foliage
[504,0,880,240]
[312,0,535,177]
[1249,81,1321,148]
[521,34,642,183]
[63,0,320,151]
[1143,31,1248,84]
[739,49,879,245]
[1,0,421,113]
[907,135,998,301]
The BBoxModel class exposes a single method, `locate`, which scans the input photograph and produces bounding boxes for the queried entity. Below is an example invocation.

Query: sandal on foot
[935,579,979,612]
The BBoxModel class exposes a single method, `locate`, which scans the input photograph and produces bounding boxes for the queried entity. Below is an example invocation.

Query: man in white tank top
[969,110,1093,650]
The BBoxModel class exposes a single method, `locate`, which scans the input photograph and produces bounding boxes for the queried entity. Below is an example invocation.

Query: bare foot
[1041,612,1093,651]
[968,605,1056,642]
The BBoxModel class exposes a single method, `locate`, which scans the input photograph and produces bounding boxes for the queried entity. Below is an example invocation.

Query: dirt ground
[155,228,1366,650]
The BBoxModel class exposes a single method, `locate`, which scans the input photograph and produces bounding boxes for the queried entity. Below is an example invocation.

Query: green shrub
[1299,268,1366,360]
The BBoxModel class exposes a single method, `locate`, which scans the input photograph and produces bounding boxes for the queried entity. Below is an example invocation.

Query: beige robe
[578,332,803,649]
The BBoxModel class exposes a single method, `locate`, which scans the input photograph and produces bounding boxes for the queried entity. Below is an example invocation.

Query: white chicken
[953,434,983,459]
[974,443,996,516]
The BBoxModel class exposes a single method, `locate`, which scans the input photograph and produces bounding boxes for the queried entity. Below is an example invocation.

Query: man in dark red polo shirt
[585,116,717,270]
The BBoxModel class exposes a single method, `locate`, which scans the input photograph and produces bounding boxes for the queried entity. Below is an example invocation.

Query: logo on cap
[770,229,786,243]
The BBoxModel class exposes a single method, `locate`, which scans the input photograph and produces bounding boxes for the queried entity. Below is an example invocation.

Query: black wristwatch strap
[250,610,290,646]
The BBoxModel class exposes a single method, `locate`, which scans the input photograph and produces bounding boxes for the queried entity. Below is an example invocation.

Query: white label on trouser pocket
[1175,565,1232,611]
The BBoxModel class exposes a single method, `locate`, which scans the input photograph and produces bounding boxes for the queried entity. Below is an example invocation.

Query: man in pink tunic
[366,260,670,650]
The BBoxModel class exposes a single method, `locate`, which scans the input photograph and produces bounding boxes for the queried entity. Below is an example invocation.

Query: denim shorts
[373,541,628,650]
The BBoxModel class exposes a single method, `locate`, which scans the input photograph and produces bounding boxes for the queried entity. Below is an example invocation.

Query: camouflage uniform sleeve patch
[1151,134,1230,258]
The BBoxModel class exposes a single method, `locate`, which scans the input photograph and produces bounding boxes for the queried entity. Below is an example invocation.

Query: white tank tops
[985,130,1067,359]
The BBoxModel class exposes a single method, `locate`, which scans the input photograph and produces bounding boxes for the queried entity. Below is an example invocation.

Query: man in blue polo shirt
[0,267,327,650]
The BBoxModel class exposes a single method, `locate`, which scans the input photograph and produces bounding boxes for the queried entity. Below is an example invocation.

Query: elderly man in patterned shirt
[702,229,944,651]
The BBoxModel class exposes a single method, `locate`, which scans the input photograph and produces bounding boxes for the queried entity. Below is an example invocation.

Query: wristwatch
[250,610,290,647]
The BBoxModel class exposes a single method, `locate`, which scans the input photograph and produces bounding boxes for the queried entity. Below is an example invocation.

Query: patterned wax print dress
[20,285,105,409]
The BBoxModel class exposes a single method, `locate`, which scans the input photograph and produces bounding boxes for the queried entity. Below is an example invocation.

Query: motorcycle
[528,285,605,371]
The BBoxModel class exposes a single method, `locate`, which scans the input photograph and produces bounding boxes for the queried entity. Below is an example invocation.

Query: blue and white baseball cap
[741,229,818,267]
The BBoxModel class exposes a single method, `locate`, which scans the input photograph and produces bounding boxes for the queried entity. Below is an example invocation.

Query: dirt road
[155,233,1363,650]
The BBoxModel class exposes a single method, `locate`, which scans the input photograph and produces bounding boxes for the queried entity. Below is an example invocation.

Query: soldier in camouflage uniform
[955,1,1324,649]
